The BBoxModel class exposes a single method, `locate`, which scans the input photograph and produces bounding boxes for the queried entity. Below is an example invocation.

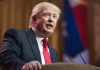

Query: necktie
[42,38,52,64]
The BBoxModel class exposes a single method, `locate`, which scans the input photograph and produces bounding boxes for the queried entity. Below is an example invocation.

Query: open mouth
[46,24,53,28]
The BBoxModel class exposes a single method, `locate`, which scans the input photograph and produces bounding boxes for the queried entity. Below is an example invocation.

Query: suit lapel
[26,29,41,63]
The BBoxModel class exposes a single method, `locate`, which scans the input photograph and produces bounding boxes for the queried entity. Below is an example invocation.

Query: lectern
[42,62,100,70]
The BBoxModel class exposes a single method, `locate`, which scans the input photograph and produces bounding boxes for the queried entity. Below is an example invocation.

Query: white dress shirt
[36,37,50,65]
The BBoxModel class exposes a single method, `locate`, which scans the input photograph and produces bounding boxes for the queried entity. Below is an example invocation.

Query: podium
[42,62,100,70]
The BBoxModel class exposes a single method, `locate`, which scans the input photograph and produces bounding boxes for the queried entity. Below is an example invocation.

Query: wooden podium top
[42,62,100,70]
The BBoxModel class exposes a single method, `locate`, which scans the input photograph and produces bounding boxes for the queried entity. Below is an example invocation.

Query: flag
[63,0,89,64]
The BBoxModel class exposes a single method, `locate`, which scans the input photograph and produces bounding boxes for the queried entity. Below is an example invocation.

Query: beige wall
[0,0,32,40]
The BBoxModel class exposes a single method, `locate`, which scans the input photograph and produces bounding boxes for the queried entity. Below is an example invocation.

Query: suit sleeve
[0,29,26,70]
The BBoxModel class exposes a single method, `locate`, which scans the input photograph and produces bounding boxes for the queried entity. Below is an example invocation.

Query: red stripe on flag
[72,4,88,48]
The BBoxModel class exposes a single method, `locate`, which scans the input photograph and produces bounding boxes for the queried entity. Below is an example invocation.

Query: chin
[43,28,54,36]
[45,29,54,34]
[45,33,52,37]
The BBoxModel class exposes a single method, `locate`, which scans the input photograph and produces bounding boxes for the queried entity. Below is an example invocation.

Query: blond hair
[29,2,61,28]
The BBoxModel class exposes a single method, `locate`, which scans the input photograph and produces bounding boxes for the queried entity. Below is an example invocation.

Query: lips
[46,24,53,28]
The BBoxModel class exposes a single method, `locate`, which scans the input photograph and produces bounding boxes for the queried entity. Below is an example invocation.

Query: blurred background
[0,0,100,67]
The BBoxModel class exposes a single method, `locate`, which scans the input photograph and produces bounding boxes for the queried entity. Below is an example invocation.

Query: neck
[32,27,49,38]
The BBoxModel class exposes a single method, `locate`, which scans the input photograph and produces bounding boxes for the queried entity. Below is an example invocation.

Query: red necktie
[42,38,52,64]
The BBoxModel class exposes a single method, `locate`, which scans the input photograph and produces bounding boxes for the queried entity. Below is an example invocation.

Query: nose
[48,19,53,23]
[48,15,53,23]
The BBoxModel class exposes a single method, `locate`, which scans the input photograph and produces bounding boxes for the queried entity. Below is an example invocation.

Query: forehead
[42,7,60,15]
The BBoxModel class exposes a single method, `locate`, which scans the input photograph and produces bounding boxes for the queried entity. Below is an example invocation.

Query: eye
[53,14,57,18]
[53,15,56,18]
[43,13,50,16]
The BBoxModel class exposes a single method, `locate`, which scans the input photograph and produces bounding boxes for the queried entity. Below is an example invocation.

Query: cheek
[41,17,48,22]
[54,21,57,27]
[54,19,58,23]
[37,23,43,30]
[36,19,43,26]
[37,18,45,24]
[34,20,42,30]
[54,25,56,29]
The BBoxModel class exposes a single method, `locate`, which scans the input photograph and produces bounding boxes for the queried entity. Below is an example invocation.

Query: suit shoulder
[5,28,24,33]
[3,28,25,38]
[4,28,26,36]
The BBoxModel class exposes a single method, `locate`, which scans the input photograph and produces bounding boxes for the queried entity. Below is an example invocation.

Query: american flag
[63,0,89,64]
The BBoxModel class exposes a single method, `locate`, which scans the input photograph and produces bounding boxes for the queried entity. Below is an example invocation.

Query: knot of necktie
[42,38,47,48]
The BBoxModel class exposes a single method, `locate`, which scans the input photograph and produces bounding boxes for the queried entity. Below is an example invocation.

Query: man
[0,2,61,70]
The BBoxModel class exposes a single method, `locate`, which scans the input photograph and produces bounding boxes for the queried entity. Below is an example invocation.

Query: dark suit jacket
[0,28,58,70]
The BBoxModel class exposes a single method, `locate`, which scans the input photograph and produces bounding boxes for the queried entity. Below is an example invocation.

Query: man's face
[35,8,59,37]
